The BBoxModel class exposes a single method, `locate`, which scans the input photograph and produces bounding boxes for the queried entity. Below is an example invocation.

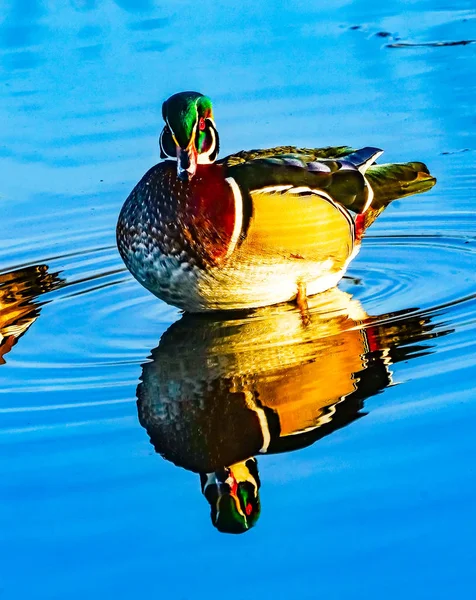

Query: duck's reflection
[137,289,444,534]
[0,265,61,365]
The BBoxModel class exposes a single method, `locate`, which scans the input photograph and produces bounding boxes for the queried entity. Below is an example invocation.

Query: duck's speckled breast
[117,161,237,307]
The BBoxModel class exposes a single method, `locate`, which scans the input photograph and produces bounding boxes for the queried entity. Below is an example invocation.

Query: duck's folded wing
[224,147,383,214]
[222,151,384,268]
[220,145,356,166]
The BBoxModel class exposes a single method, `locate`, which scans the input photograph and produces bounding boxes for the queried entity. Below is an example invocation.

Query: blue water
[1,1,475,598]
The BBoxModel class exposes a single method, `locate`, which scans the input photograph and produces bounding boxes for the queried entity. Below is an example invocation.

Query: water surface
[1,1,475,598]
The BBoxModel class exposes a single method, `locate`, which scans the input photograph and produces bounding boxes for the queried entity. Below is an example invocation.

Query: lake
[1,1,475,598]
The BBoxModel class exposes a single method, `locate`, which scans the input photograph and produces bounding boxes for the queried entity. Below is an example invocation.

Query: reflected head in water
[137,289,448,534]
[0,264,62,365]
[200,459,261,534]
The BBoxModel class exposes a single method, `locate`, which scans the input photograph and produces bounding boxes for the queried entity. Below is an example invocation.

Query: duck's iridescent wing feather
[224,147,382,214]
[220,145,357,166]
[222,146,436,218]
[219,149,385,276]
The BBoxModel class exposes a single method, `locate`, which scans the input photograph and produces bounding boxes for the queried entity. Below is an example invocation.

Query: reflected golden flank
[0,265,61,364]
[137,289,445,534]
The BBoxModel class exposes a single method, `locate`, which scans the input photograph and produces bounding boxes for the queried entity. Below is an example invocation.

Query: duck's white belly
[192,253,356,311]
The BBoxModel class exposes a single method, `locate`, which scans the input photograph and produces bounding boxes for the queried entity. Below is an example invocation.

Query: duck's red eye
[199,117,206,131]
[246,503,253,516]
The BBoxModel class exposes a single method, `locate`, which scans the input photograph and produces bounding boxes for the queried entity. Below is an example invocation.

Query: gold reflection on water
[0,265,61,364]
[137,288,441,534]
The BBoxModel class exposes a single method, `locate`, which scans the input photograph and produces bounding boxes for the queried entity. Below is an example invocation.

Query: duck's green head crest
[160,91,219,181]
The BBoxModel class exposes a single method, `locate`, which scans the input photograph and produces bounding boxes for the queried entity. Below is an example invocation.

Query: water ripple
[0,220,472,434]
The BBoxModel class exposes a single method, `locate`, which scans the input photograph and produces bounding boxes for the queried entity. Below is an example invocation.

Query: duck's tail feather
[364,161,436,227]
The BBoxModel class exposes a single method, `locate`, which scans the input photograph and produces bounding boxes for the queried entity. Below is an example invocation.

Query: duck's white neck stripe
[254,184,293,194]
[361,176,374,213]
[243,390,271,453]
[224,176,243,260]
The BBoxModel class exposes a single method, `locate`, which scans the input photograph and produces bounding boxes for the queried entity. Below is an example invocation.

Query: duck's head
[160,91,219,182]
[200,458,261,534]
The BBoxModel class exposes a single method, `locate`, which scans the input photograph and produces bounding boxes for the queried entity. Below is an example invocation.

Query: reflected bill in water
[137,289,448,534]
[0,265,61,365]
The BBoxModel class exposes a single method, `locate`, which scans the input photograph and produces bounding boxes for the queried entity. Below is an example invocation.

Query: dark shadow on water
[387,40,476,48]
[0,0,47,59]
[1,23,49,49]
[2,50,43,71]
[77,44,104,62]
[136,289,451,534]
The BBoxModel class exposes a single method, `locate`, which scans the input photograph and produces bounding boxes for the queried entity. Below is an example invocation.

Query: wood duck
[117,91,436,312]
[137,289,447,533]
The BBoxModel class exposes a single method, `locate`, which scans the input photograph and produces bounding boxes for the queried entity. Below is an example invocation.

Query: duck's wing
[222,147,436,218]
[220,145,357,167]
[219,148,384,274]
[223,147,383,214]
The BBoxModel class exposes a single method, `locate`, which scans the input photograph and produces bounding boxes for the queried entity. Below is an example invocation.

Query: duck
[117,91,436,312]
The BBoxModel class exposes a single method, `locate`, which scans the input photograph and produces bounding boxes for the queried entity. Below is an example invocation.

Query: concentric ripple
[345,234,476,318]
